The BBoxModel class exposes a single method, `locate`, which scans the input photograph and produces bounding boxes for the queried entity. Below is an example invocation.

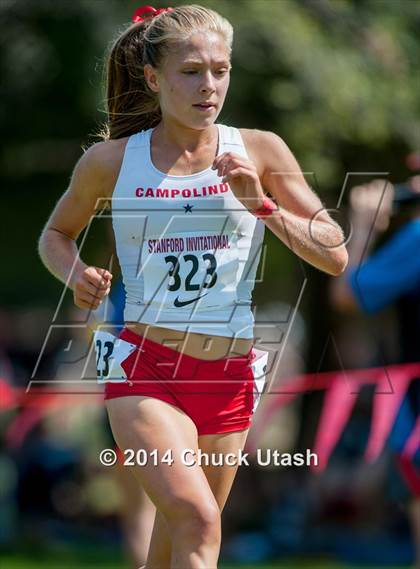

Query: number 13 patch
[94,330,138,383]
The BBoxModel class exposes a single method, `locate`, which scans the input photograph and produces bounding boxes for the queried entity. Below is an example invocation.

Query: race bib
[93,330,138,383]
[251,349,268,413]
[141,231,240,310]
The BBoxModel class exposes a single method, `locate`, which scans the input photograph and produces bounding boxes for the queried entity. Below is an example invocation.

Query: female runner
[38,5,348,568]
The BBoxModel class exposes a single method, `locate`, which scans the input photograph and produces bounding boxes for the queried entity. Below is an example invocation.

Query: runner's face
[154,32,231,128]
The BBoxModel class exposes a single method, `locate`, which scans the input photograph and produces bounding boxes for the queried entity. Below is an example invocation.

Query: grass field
[0,552,410,569]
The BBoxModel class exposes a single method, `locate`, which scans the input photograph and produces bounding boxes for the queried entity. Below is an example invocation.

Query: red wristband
[251,196,277,219]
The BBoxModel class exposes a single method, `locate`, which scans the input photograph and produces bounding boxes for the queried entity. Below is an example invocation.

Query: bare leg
[145,428,250,568]
[145,509,172,568]
[106,396,221,569]
[409,497,420,569]
[114,461,156,568]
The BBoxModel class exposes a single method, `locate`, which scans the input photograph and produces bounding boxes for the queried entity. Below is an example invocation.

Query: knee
[164,497,221,540]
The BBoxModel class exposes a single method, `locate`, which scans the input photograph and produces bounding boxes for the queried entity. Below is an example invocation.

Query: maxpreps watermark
[99,448,318,468]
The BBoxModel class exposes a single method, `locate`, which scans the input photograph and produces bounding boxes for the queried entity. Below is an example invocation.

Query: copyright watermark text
[99,448,318,468]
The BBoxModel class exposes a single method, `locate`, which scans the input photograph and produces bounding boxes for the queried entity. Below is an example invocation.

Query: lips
[193,102,215,109]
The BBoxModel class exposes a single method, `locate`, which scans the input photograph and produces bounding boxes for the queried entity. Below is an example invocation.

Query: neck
[153,119,217,153]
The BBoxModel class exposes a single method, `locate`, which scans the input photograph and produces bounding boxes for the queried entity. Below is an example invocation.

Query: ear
[144,63,160,93]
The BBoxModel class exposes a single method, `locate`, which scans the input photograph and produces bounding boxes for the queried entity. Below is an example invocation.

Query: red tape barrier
[1,361,419,476]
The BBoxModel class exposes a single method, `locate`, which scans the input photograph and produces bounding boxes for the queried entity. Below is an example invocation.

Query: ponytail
[102,20,161,140]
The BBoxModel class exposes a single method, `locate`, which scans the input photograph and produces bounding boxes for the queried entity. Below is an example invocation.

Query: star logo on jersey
[183,204,194,213]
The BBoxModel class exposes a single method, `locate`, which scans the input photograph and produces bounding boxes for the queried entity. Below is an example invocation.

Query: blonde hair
[102,5,233,140]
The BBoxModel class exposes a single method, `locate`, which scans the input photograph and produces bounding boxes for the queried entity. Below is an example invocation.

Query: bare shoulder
[74,137,129,200]
[82,137,128,165]
[239,128,292,174]
[41,137,130,241]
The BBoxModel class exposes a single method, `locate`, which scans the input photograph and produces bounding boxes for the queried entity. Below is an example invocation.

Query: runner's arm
[38,140,123,308]
[245,130,348,276]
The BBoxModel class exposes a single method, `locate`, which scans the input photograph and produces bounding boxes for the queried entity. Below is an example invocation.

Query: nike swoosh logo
[173,293,209,307]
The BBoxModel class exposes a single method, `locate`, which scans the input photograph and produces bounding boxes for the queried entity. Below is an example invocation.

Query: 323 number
[164,253,218,292]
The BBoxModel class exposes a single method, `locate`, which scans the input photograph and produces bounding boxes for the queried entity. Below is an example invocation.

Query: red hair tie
[132,5,173,23]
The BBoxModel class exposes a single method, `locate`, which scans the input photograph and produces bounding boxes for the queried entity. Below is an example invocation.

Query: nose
[200,70,216,94]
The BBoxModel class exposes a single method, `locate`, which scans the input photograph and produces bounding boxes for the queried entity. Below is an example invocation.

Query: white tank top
[111,123,265,339]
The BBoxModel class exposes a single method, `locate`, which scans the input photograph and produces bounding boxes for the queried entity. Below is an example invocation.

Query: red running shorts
[102,327,267,436]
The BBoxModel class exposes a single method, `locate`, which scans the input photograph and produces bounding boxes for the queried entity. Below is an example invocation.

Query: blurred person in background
[330,170,420,566]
